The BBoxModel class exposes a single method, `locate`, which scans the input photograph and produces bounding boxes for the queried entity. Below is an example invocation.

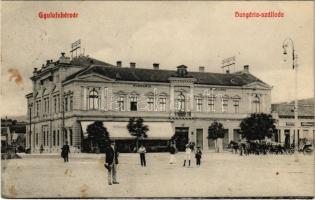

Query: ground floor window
[53,131,56,146]
[36,133,38,146]
[69,129,73,146]
[57,130,60,146]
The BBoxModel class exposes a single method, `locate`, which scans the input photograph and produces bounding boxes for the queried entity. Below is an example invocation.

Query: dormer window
[177,65,188,77]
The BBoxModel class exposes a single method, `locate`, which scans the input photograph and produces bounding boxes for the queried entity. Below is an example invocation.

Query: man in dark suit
[105,141,119,185]
[61,141,70,162]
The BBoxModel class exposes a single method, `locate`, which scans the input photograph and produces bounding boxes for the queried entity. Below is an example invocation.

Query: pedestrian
[61,141,70,162]
[105,141,119,185]
[169,143,177,164]
[138,144,146,167]
[40,144,44,154]
[183,144,192,167]
[195,147,202,167]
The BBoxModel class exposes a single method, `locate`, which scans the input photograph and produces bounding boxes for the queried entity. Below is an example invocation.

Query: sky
[1,1,314,116]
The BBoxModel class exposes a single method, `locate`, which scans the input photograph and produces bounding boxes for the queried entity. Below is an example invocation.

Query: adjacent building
[26,53,272,153]
[272,98,314,147]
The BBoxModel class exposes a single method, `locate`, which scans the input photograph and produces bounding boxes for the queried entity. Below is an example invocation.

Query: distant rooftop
[272,98,314,118]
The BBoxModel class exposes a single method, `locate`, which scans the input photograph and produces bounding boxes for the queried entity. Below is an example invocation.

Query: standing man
[138,144,146,167]
[61,141,70,162]
[195,147,202,167]
[105,141,119,185]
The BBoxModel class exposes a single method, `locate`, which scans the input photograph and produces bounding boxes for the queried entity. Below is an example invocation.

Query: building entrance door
[196,129,203,149]
[173,127,189,151]
[222,129,229,150]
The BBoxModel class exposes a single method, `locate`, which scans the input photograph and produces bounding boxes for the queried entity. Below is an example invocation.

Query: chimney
[243,65,249,73]
[33,68,38,75]
[59,53,70,64]
[226,70,230,74]
[199,66,205,72]
[117,61,122,67]
[46,60,50,65]
[130,62,136,69]
[153,63,159,70]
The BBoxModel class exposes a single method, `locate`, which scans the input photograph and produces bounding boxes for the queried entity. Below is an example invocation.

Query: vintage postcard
[1,1,314,198]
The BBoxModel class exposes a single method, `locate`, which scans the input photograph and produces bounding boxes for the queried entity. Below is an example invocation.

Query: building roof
[272,100,314,118]
[64,57,269,87]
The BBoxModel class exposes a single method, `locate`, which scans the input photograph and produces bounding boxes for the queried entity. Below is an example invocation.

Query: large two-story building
[26,53,272,153]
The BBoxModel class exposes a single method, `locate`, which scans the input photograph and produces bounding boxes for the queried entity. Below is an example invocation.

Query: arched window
[177,94,185,111]
[88,89,99,109]
[253,95,260,113]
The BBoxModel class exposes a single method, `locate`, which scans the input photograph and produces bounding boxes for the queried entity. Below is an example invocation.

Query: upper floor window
[222,98,228,113]
[69,96,73,111]
[64,97,68,112]
[88,89,99,110]
[130,96,138,111]
[159,97,166,112]
[177,94,185,111]
[118,96,125,111]
[147,97,154,111]
[233,100,240,113]
[253,95,260,113]
[36,100,41,116]
[196,97,203,112]
[53,96,57,113]
[208,97,215,112]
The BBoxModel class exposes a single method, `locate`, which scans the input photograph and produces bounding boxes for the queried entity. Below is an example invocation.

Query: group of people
[183,143,202,167]
[229,140,313,155]
[59,140,204,186]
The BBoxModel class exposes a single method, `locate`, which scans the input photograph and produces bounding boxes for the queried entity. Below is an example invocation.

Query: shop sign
[301,122,314,127]
[285,122,295,126]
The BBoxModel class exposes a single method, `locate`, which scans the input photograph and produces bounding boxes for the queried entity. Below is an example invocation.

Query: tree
[127,117,149,151]
[207,121,225,152]
[86,121,110,153]
[239,113,277,141]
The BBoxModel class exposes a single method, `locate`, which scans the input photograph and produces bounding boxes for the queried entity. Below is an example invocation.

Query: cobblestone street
[2,152,314,198]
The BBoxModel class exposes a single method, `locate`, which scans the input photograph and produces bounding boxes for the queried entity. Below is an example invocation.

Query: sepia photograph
[1,1,314,198]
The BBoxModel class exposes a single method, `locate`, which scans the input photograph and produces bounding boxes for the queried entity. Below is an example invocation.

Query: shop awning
[80,121,174,140]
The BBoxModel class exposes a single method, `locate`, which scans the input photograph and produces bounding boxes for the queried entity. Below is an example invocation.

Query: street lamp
[282,38,299,149]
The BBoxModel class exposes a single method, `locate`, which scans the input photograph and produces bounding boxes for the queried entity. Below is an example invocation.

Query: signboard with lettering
[285,122,295,126]
[301,122,314,127]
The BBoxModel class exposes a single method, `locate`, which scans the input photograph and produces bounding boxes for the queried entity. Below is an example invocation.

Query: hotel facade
[25,53,272,153]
